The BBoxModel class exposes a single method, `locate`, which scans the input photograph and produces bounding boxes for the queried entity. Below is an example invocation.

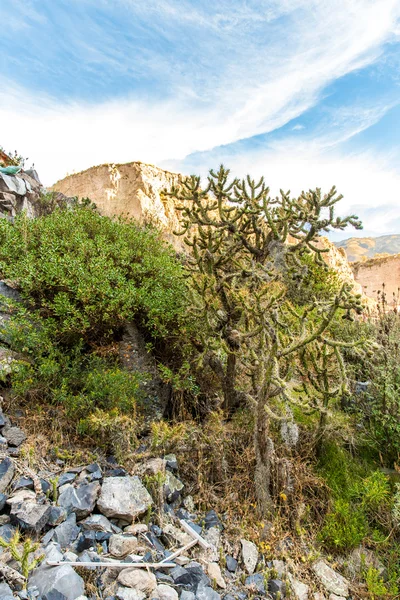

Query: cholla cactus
[0,530,43,582]
[168,165,364,515]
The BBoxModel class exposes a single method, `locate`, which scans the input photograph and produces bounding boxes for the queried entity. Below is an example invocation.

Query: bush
[0,206,186,344]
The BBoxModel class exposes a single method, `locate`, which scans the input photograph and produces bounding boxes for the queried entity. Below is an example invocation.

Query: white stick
[46,560,177,569]
[159,538,198,564]
[179,519,211,549]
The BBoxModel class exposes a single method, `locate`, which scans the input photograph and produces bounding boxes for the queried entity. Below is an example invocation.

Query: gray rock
[245,573,266,594]
[0,457,14,493]
[11,500,51,532]
[0,281,21,303]
[28,562,85,600]
[0,582,14,599]
[241,539,258,574]
[3,425,26,447]
[287,575,309,600]
[48,506,68,527]
[57,473,77,487]
[0,413,5,427]
[171,566,193,585]
[164,471,184,502]
[80,513,113,532]
[0,492,7,511]
[0,523,16,542]
[346,546,386,580]
[58,481,100,518]
[116,588,146,600]
[53,513,80,549]
[312,561,349,597]
[181,592,196,600]
[13,476,34,491]
[225,555,237,572]
[196,582,221,600]
[164,454,178,471]
[97,476,152,522]
[268,579,286,599]
[109,533,139,558]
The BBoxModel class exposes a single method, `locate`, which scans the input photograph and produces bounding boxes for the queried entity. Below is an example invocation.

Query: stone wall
[0,169,42,219]
[352,254,400,305]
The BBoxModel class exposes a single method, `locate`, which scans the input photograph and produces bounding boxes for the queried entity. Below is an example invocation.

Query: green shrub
[0,206,186,344]
[319,498,367,551]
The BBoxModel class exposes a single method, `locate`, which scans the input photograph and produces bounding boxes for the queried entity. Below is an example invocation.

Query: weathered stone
[109,534,139,558]
[163,471,184,502]
[272,560,286,578]
[268,579,287,600]
[7,488,36,506]
[125,523,148,535]
[0,492,7,511]
[53,514,80,549]
[81,513,113,532]
[2,425,26,447]
[118,568,157,592]
[0,456,14,493]
[184,562,210,588]
[98,476,152,522]
[0,523,16,542]
[48,506,68,527]
[204,510,223,531]
[138,458,166,476]
[13,476,34,491]
[75,530,97,552]
[328,595,346,600]
[163,523,192,547]
[225,555,237,573]
[116,588,146,600]
[164,454,178,471]
[207,562,226,589]
[28,562,85,600]
[312,561,349,597]
[195,582,221,600]
[241,539,258,574]
[57,472,77,487]
[157,584,179,600]
[288,574,309,600]
[181,592,196,600]
[346,546,386,580]
[58,481,100,518]
[0,582,14,600]
[11,500,51,532]
[245,573,265,595]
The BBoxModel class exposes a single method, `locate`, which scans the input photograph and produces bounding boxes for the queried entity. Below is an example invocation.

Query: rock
[225,555,237,573]
[11,500,51,532]
[13,476,34,491]
[118,569,157,592]
[28,562,85,600]
[0,582,14,600]
[181,592,196,600]
[204,510,223,531]
[3,425,26,447]
[184,562,210,588]
[109,534,139,558]
[58,481,100,518]
[0,457,14,493]
[75,530,97,552]
[183,495,196,513]
[312,561,349,597]
[7,489,36,506]
[125,523,148,535]
[116,588,146,600]
[0,413,5,427]
[98,476,153,522]
[170,566,193,586]
[0,523,16,542]
[245,573,265,595]
[346,546,386,580]
[53,513,80,549]
[139,458,166,476]
[241,539,258,574]
[163,523,192,547]
[268,579,286,599]
[164,454,178,471]
[57,473,77,487]
[207,563,226,589]
[163,471,184,502]
[81,513,113,532]
[157,584,179,600]
[48,506,68,527]
[195,582,221,600]
[328,595,346,600]
[0,492,7,511]
[288,574,309,600]
[272,560,286,578]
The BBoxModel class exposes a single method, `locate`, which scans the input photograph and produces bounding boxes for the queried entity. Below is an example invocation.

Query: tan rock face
[352,254,400,305]
[51,162,184,248]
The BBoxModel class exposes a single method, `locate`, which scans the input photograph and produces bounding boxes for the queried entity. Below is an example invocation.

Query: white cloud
[0,0,399,203]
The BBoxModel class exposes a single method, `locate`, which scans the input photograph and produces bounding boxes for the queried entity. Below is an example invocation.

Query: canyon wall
[352,254,400,305]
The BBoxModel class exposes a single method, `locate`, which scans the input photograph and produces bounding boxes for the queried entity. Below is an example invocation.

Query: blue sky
[1,0,400,239]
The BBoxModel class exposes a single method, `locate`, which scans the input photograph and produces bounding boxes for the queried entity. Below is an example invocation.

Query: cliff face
[51,162,184,248]
[352,254,400,305]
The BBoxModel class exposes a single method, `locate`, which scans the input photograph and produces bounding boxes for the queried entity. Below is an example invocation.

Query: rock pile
[0,404,352,600]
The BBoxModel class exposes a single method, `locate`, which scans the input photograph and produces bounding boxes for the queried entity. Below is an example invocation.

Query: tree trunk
[254,398,275,516]
[224,351,237,412]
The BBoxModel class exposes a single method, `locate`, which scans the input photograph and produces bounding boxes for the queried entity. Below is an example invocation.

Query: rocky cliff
[352,253,400,305]
[51,162,184,248]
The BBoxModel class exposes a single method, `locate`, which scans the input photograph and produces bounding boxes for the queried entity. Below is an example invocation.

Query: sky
[1,1,400,239]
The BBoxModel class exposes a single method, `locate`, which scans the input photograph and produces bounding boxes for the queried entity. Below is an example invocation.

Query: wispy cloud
[0,0,400,238]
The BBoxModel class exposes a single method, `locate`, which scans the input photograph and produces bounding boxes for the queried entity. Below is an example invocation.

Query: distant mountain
[335,234,400,262]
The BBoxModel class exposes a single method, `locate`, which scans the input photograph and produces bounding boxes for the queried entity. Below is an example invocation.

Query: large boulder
[97,476,152,522]
[58,481,100,518]
[29,562,85,600]
[312,561,349,597]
